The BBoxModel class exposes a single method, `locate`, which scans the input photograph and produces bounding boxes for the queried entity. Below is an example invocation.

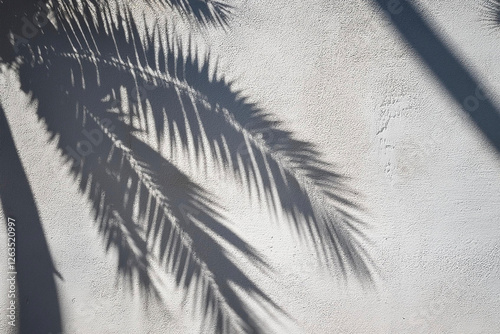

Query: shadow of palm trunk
[0,102,62,334]
[372,0,500,153]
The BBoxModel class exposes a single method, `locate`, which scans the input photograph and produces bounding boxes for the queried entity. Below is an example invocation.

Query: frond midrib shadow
[2,0,376,332]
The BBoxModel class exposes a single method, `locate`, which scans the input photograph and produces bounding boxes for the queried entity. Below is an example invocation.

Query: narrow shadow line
[0,102,62,334]
[373,0,500,153]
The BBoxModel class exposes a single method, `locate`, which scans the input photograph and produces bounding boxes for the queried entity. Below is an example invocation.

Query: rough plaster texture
[1,0,500,333]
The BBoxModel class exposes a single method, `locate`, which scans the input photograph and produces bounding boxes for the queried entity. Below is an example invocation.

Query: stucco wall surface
[1,0,500,333]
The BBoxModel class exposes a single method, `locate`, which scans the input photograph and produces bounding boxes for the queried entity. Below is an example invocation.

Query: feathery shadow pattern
[44,0,374,281]
[483,0,500,29]
[151,0,233,27]
[2,0,374,331]
[12,1,285,332]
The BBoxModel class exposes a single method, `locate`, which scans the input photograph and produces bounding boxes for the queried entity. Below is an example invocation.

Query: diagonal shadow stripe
[0,102,63,334]
[373,0,500,153]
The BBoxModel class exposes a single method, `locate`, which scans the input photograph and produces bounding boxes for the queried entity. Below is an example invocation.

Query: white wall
[1,0,500,333]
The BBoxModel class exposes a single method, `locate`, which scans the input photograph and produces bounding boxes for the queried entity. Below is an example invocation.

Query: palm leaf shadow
[0,102,62,334]
[6,0,375,331]
[54,0,375,282]
[13,2,286,333]
[483,0,500,29]
[150,0,234,27]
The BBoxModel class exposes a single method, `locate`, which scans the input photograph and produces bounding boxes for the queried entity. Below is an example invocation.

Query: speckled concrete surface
[1,0,500,333]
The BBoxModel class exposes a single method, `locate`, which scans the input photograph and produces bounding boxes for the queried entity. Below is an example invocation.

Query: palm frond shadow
[18,40,284,334]
[12,2,286,333]
[5,0,374,331]
[483,0,500,29]
[75,0,373,282]
[149,0,234,27]
[41,0,374,282]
